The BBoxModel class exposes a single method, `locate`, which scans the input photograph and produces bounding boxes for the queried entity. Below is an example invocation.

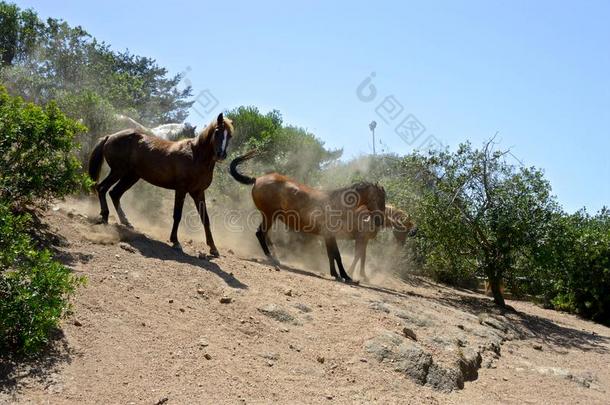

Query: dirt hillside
[1,204,609,404]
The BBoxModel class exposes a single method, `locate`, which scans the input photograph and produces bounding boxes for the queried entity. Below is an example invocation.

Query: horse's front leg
[170,190,186,250]
[191,190,219,257]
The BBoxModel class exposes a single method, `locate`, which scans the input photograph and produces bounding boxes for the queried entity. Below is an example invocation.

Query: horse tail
[88,135,108,183]
[229,150,258,185]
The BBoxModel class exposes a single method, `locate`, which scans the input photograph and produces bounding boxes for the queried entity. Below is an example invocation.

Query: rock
[114,254,120,259]
[196,289,206,295]
[478,314,509,334]
[73,319,82,327]
[261,352,279,361]
[203,353,212,360]
[284,289,293,297]
[293,303,312,313]
[154,398,169,405]
[533,343,543,351]
[317,356,325,364]
[457,348,482,382]
[198,339,209,347]
[118,242,136,253]
[326,394,333,400]
[369,301,391,313]
[258,304,295,323]
[220,297,232,304]
[394,309,433,327]
[179,308,185,313]
[168,299,174,304]
[402,327,417,341]
[457,324,465,330]
[228,249,235,254]
[365,331,480,392]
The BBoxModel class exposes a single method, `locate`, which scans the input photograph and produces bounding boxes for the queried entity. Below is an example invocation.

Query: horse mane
[197,117,234,143]
[327,181,383,207]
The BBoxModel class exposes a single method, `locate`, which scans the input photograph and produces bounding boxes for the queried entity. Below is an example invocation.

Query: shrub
[0,203,85,354]
[0,85,89,207]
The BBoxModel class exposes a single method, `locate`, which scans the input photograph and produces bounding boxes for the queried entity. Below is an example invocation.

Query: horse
[346,204,417,281]
[229,151,386,282]
[88,113,233,256]
[113,114,197,141]
[150,123,197,141]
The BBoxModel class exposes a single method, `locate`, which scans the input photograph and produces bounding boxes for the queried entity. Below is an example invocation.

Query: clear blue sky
[14,0,610,213]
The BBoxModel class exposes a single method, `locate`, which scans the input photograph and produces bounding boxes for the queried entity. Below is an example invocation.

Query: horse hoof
[209,248,220,257]
[171,242,183,251]
[122,222,134,230]
[95,217,108,225]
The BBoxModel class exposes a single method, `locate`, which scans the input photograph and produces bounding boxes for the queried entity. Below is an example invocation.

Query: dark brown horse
[347,204,417,281]
[229,151,386,282]
[88,113,233,256]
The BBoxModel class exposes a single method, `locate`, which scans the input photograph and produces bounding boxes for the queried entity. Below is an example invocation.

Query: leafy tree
[0,1,193,161]
[403,138,557,306]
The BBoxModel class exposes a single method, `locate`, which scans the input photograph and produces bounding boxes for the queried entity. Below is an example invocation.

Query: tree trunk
[489,275,505,307]
[485,263,506,307]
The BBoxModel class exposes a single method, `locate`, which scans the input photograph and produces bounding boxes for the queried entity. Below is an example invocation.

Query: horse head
[210,113,233,161]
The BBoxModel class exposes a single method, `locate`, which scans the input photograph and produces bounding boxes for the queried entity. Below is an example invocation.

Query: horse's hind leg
[96,170,121,224]
[325,236,352,282]
[109,173,140,228]
[256,214,279,266]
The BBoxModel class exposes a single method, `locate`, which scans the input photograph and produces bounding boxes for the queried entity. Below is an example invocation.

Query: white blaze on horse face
[221,129,228,154]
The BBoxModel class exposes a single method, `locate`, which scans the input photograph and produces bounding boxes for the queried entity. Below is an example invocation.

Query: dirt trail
[1,205,609,404]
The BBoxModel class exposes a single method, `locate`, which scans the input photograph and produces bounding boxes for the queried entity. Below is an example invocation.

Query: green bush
[0,203,85,354]
[0,85,87,354]
[0,85,89,207]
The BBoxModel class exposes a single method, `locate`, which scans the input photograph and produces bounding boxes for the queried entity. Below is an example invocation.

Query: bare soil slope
[1,206,609,404]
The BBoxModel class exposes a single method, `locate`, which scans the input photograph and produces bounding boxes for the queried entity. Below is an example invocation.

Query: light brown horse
[229,151,386,282]
[88,113,233,256]
[347,204,417,280]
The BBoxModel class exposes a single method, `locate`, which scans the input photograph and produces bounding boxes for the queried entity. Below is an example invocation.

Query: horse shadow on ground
[254,256,610,354]
[0,329,73,396]
[116,227,247,290]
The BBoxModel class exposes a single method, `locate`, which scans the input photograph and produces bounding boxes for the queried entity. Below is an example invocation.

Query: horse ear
[217,113,224,126]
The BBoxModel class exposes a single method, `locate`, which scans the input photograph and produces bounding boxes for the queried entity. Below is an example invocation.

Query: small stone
[197,289,206,295]
[198,339,209,347]
[141,322,146,327]
[457,324,464,330]
[359,358,368,363]
[73,319,82,327]
[228,249,235,254]
[317,356,325,364]
[115,254,120,259]
[220,297,232,304]
[204,353,212,360]
[533,344,543,351]
[169,299,174,304]
[118,242,136,253]
[284,289,292,297]
[179,308,185,313]
[402,327,417,341]
[326,394,333,400]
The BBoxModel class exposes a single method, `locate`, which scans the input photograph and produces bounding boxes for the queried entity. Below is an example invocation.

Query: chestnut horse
[347,204,417,281]
[88,113,233,256]
[229,151,386,282]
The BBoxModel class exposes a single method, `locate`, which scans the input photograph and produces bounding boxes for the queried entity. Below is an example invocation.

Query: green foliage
[0,85,86,354]
[0,85,89,207]
[0,203,84,355]
[400,140,557,305]
[522,209,610,324]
